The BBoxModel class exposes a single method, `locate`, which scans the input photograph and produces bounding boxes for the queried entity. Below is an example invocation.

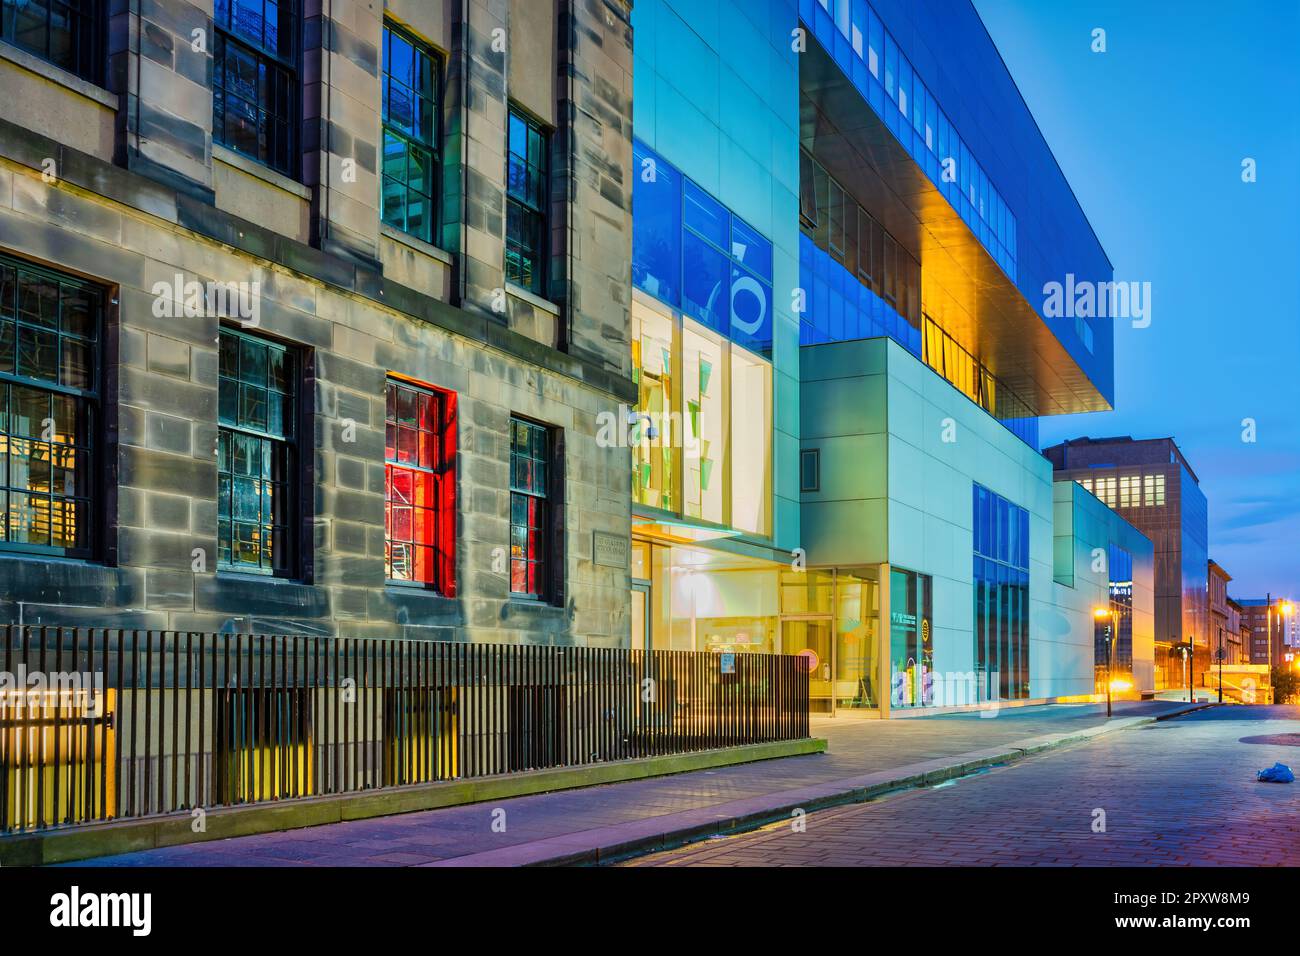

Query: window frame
[380,20,443,245]
[0,253,103,560]
[505,105,550,296]
[0,0,102,83]
[799,448,820,493]
[212,0,300,177]
[508,415,558,602]
[384,376,456,595]
[216,325,299,578]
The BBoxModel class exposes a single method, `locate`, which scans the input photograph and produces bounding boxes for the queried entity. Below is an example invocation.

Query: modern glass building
[629,0,1154,714]
[629,0,805,668]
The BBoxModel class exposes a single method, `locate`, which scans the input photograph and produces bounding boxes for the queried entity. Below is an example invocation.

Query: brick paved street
[69,701,1193,866]
[626,706,1300,866]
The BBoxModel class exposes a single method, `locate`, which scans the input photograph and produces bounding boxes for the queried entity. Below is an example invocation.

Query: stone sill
[213,143,310,200]
[506,598,564,614]
[380,222,453,265]
[506,281,561,316]
[0,40,116,110]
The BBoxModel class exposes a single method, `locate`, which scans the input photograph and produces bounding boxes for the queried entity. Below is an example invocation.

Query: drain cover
[1239,734,1300,746]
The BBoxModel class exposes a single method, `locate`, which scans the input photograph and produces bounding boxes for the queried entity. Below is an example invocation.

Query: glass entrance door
[780,618,833,714]
[632,582,651,654]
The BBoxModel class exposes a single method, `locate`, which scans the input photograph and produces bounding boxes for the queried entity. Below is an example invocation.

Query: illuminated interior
[632,294,773,538]
[630,535,881,714]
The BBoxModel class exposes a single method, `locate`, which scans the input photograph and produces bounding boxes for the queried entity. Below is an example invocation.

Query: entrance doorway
[780,618,833,714]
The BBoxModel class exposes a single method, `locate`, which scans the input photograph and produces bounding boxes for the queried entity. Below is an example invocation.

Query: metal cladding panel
[798,0,1115,416]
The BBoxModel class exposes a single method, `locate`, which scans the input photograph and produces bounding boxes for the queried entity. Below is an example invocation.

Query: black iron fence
[0,627,809,834]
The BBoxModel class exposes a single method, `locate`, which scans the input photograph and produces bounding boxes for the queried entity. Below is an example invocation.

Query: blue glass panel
[851,0,867,52]
[684,181,729,249]
[682,231,729,334]
[730,266,772,353]
[1008,505,1018,569]
[898,57,910,120]
[883,32,896,99]
[731,218,773,283]
[997,497,1009,564]
[632,140,682,306]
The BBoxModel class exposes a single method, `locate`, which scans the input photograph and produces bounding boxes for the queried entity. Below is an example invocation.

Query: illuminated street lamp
[1094,606,1118,718]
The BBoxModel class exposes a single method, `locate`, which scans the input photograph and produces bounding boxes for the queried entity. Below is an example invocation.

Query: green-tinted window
[505,108,548,294]
[381,22,441,243]
[0,257,99,557]
[217,329,296,575]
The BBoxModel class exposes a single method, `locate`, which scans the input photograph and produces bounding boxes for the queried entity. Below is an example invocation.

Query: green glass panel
[700,456,713,492]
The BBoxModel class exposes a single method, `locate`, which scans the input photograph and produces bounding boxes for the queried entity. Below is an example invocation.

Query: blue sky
[973,0,1300,600]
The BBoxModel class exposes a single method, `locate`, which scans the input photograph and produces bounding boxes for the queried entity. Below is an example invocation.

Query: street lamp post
[1268,597,1294,703]
[1217,625,1224,704]
[1094,607,1117,718]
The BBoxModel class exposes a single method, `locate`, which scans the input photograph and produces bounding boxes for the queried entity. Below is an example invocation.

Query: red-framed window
[384,377,456,593]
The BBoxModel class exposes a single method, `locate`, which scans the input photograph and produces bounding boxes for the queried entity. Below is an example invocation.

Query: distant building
[1043,437,1209,689]
[1224,596,1247,664]
[1236,609,1252,666]
[1208,561,1234,665]
[1238,598,1298,669]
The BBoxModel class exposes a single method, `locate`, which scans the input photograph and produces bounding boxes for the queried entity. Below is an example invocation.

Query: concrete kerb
[504,702,1215,867]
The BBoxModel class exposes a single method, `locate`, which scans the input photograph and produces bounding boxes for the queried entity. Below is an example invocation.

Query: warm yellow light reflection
[1109,679,1133,692]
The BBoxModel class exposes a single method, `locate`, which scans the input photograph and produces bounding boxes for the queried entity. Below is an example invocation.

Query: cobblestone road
[626,706,1300,866]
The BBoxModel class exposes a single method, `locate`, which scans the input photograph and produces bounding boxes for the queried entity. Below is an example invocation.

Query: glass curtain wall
[683,323,724,525]
[889,567,933,708]
[631,295,772,538]
[1107,543,1134,685]
[631,298,677,512]
[973,484,1030,701]
[835,571,879,710]
[730,348,772,535]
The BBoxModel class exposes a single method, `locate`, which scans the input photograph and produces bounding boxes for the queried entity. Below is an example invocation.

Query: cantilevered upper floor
[796,0,1114,423]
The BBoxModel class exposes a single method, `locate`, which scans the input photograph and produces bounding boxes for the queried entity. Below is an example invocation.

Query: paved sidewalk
[628,705,1300,867]
[70,700,1200,867]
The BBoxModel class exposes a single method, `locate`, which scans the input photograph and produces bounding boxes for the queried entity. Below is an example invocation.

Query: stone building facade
[1207,560,1237,665]
[0,0,635,645]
